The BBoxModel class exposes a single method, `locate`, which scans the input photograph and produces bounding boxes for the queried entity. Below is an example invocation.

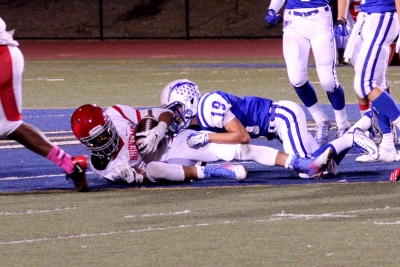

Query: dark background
[1,0,282,39]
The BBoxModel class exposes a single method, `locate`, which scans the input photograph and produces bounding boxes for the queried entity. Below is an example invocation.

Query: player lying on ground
[160,79,381,178]
[71,104,334,185]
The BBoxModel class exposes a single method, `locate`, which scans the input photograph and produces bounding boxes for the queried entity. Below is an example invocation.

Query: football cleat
[390,167,400,182]
[352,127,379,160]
[202,163,247,180]
[298,159,339,179]
[314,120,331,146]
[66,155,89,192]
[291,147,333,178]
[356,146,400,162]
[335,123,351,139]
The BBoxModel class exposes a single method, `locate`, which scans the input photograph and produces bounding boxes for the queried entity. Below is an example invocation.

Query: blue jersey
[361,0,396,13]
[196,90,273,138]
[286,0,329,9]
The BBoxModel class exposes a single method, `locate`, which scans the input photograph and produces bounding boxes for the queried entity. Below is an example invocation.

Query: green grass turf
[22,59,400,108]
[4,59,400,266]
[1,183,400,266]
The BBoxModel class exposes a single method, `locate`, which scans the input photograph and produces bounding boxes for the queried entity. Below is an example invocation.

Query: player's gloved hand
[136,121,168,154]
[187,132,209,148]
[390,167,400,182]
[396,35,400,53]
[265,9,281,26]
[334,18,349,49]
[115,162,144,184]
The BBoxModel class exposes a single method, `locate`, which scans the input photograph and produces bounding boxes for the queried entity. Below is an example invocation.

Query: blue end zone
[0,104,398,193]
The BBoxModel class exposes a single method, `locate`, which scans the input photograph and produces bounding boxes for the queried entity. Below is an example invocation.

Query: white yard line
[2,206,398,245]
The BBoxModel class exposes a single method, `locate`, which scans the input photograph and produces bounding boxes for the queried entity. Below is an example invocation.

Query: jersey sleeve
[107,104,143,125]
[197,92,234,129]
[151,107,174,120]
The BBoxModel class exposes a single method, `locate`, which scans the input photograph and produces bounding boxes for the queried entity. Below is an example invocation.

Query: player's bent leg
[275,100,314,157]
[146,162,186,182]
[237,144,279,166]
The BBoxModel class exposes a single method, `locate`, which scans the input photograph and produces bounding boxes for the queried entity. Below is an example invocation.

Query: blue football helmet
[160,79,201,134]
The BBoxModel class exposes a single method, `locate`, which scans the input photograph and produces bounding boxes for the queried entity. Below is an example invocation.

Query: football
[135,115,168,162]
[135,115,158,153]
[135,115,158,142]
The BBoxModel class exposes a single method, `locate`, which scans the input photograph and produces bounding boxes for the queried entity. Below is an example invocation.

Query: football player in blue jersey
[344,0,400,163]
[160,79,380,178]
[265,0,351,146]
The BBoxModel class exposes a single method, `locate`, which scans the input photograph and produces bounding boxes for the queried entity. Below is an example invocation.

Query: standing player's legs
[311,9,350,139]
[353,13,400,161]
[283,11,330,147]
[0,45,87,191]
[354,45,399,162]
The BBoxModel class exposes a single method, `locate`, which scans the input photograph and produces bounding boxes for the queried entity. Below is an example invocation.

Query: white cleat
[335,122,351,139]
[352,128,379,160]
[202,162,248,180]
[221,162,248,180]
[356,146,400,162]
[315,120,331,146]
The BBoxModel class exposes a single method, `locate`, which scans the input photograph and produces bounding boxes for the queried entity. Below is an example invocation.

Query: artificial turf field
[1,40,400,266]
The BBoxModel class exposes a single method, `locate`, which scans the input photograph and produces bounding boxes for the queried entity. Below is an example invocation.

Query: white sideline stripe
[0,140,79,149]
[24,77,65,81]
[374,221,400,225]
[1,206,398,245]
[0,131,78,149]
[124,210,191,218]
[1,172,94,181]
[0,207,76,215]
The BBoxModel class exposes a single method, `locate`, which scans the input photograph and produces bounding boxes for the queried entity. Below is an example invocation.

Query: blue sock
[372,91,400,122]
[326,84,346,110]
[312,144,337,158]
[373,104,392,134]
[294,81,318,107]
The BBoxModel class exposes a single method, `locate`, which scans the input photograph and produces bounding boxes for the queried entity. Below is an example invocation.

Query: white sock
[196,165,206,179]
[333,107,349,129]
[307,103,329,123]
[380,133,395,151]
[349,115,371,132]
[284,154,294,169]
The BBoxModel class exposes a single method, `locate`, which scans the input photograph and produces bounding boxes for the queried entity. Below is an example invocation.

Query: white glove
[396,35,400,53]
[187,132,209,148]
[115,162,144,184]
[136,121,168,155]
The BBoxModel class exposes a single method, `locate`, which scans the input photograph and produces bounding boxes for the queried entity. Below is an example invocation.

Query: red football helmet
[71,104,119,159]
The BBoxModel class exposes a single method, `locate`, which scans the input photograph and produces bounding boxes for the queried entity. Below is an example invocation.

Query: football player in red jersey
[0,17,88,191]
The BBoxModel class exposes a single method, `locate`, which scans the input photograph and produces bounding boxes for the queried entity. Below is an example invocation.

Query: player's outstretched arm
[208,118,250,144]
